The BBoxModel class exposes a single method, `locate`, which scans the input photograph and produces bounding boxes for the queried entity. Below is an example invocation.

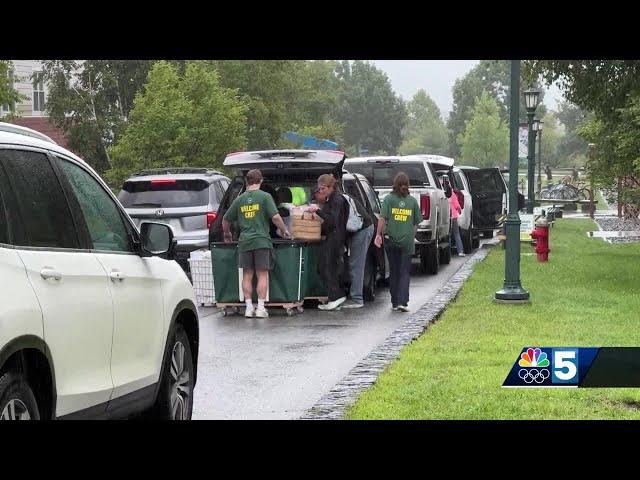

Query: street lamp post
[535,120,543,197]
[524,89,541,214]
[495,60,530,304]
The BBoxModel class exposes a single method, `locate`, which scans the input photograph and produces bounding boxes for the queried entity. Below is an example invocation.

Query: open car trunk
[209,150,346,243]
[461,167,507,231]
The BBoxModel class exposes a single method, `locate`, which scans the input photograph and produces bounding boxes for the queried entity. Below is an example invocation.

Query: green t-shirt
[381,192,421,254]
[223,189,278,252]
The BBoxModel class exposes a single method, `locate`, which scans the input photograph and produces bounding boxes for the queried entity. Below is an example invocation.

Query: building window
[1,69,14,114]
[33,72,45,113]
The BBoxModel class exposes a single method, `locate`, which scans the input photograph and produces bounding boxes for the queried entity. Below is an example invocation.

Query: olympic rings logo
[518,368,550,384]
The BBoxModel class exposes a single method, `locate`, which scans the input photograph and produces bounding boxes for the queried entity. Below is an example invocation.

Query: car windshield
[346,162,430,187]
[118,179,210,208]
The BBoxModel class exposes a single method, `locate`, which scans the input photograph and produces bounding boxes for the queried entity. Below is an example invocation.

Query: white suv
[0,123,199,420]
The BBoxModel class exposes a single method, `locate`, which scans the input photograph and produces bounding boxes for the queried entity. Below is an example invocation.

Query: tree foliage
[42,60,154,173]
[457,91,509,168]
[399,89,448,155]
[335,60,407,155]
[106,61,247,187]
[526,60,640,217]
[553,101,590,165]
[0,61,24,117]
[448,60,547,158]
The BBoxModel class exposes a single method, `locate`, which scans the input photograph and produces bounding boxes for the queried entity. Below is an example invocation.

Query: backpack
[343,194,363,232]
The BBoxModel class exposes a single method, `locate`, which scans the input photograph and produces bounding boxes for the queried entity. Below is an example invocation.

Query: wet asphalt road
[192,252,477,420]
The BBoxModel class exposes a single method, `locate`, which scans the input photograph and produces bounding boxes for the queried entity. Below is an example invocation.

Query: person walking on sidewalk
[374,172,421,312]
[307,174,349,311]
[222,169,290,318]
[448,182,466,257]
[342,195,376,309]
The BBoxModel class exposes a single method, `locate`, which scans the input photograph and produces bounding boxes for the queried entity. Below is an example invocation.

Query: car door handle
[40,267,62,281]
[109,270,126,282]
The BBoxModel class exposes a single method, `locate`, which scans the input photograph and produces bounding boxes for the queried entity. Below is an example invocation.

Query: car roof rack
[0,122,57,145]
[133,167,224,177]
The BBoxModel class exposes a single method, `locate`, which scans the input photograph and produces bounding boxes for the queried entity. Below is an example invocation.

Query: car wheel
[472,235,480,249]
[461,228,473,254]
[152,323,194,420]
[440,240,451,265]
[0,371,40,420]
[422,243,439,275]
[363,256,376,302]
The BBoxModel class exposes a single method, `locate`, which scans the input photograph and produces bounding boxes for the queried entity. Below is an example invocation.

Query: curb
[299,244,494,420]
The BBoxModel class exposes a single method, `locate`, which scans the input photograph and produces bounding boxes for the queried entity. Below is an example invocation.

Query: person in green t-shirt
[222,169,290,318]
[374,172,421,312]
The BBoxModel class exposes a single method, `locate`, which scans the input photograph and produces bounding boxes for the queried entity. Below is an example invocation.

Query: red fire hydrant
[530,217,550,262]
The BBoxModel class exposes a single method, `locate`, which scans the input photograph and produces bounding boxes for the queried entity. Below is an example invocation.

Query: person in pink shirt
[445,177,466,257]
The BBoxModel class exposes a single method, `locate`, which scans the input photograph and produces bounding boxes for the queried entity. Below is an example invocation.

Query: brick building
[1,60,70,149]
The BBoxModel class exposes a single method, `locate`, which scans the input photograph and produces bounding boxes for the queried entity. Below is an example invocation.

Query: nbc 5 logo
[552,348,579,384]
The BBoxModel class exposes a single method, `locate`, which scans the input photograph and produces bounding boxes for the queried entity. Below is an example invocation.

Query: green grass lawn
[348,219,640,419]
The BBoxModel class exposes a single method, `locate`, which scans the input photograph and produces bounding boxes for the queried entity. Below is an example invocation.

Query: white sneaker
[254,306,269,318]
[459,253,466,257]
[398,305,410,312]
[318,296,346,311]
[245,306,255,318]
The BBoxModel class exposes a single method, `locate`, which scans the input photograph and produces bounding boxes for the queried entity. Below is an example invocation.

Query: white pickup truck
[344,155,451,274]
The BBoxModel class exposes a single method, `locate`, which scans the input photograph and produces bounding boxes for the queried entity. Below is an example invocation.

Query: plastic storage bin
[188,250,215,306]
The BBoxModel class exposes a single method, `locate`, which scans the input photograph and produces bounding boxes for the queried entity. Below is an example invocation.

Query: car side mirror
[140,222,175,258]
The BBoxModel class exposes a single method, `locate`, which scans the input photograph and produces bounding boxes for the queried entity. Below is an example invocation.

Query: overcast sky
[370,60,564,119]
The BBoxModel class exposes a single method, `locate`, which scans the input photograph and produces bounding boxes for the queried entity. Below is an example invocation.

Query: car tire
[422,244,439,275]
[472,234,480,249]
[440,241,451,265]
[151,323,194,420]
[461,228,473,254]
[0,371,40,420]
[363,256,376,302]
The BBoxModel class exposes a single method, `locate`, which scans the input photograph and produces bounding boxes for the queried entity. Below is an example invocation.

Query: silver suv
[118,168,230,273]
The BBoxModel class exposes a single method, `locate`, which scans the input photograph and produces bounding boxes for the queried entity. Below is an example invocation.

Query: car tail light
[456,190,465,209]
[420,194,430,220]
[206,211,218,229]
[151,179,176,185]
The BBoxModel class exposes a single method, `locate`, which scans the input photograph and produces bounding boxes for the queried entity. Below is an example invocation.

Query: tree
[457,91,509,168]
[42,60,155,173]
[399,89,448,155]
[554,101,590,165]
[335,60,407,155]
[0,61,23,117]
[525,60,640,120]
[448,60,548,158]
[526,60,640,217]
[538,113,562,167]
[106,61,248,188]
[207,60,302,150]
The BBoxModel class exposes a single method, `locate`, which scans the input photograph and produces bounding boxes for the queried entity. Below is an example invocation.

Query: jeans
[451,218,464,255]
[384,242,412,308]
[348,224,375,303]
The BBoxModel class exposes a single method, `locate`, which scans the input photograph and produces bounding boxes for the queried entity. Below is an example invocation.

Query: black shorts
[238,248,274,271]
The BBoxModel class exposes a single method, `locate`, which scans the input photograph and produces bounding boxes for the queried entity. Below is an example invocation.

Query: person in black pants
[374,172,421,312]
[307,173,349,311]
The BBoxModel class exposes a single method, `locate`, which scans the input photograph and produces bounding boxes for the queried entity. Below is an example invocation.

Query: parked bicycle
[539,177,591,201]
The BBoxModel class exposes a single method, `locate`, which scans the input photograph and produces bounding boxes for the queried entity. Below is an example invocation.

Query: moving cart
[211,240,312,316]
